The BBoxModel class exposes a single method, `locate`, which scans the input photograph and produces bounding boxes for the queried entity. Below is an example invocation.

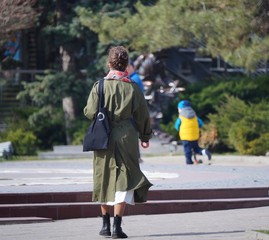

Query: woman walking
[84,46,153,238]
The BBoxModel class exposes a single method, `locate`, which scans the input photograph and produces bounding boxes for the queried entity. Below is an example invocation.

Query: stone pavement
[0,155,269,193]
[1,142,269,239]
[1,206,269,240]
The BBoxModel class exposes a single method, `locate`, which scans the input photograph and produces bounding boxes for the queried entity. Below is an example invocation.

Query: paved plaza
[0,143,269,239]
[0,155,269,193]
[1,205,269,240]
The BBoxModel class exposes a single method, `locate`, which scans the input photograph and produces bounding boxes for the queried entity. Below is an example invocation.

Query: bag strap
[98,79,105,111]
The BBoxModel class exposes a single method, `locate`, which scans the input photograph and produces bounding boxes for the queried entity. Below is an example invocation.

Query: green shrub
[165,75,269,154]
[5,128,37,156]
[160,115,179,140]
[247,133,269,155]
[3,107,67,150]
[209,96,269,155]
[70,119,89,145]
[228,103,269,155]
[181,75,269,119]
[228,120,253,154]
[205,96,247,150]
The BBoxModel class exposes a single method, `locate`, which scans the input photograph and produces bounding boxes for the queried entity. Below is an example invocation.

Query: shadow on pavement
[134,230,245,238]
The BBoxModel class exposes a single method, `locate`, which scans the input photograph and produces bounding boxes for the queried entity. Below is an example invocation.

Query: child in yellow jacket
[174,100,211,164]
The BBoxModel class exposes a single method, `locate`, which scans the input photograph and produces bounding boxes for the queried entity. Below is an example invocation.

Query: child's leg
[182,140,193,164]
[192,140,203,154]
[202,149,211,161]
[192,150,199,164]
[193,141,211,161]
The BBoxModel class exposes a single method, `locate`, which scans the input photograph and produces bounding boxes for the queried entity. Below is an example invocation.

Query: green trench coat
[84,79,153,203]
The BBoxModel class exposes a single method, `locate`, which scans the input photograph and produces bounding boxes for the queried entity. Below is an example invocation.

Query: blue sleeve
[198,117,203,128]
[174,118,181,131]
[136,81,144,93]
[130,73,144,92]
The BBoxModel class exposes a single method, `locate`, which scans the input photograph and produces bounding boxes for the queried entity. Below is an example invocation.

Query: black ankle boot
[112,215,128,239]
[99,213,111,237]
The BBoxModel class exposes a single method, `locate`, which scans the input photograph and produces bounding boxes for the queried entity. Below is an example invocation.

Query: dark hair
[107,46,129,71]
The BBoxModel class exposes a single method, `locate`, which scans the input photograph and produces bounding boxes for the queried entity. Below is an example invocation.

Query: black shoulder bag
[83,79,111,151]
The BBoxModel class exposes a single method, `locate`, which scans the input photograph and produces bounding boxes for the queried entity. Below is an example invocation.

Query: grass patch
[1,156,92,162]
[0,156,39,161]
[255,230,269,235]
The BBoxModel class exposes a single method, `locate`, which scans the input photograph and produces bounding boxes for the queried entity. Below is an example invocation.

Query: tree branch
[0,0,38,35]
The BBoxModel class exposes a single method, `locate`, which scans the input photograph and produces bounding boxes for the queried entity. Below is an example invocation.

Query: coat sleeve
[174,118,181,131]
[132,88,152,142]
[198,117,204,128]
[84,82,99,120]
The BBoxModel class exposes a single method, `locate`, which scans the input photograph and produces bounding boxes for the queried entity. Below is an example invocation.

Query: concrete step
[38,137,183,159]
[1,198,269,220]
[38,145,93,159]
[1,188,269,204]
[53,145,85,153]
[0,217,53,225]
[38,151,92,159]
[0,191,92,204]
[1,188,269,221]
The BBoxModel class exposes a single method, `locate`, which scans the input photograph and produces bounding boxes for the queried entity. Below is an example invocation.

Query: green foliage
[18,71,85,103]
[0,57,22,70]
[4,128,37,156]
[209,96,269,155]
[78,0,269,70]
[70,119,89,145]
[15,71,101,150]
[160,96,180,140]
[166,75,269,155]
[17,71,89,124]
[208,96,248,148]
[180,75,269,119]
[28,108,67,149]
[256,230,269,235]
[76,1,139,78]
[0,106,67,151]
[160,115,179,140]
[41,0,93,44]
[247,133,269,155]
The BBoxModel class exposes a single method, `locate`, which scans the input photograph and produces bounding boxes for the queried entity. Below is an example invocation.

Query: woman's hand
[141,141,149,148]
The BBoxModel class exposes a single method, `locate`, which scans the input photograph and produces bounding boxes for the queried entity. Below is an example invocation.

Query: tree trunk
[62,96,75,144]
[59,45,77,144]
[57,0,76,144]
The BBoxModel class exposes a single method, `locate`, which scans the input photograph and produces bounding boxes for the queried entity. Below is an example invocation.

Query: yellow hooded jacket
[179,116,199,141]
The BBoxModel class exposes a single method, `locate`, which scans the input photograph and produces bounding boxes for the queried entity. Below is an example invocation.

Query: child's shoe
[202,149,211,161]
